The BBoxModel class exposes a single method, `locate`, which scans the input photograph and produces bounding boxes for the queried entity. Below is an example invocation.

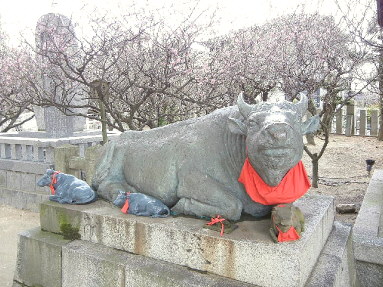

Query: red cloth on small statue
[277,226,301,242]
[121,199,130,214]
[238,158,310,205]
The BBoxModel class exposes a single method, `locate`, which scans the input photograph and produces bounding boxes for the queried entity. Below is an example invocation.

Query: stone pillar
[345,104,355,136]
[370,109,379,136]
[359,109,367,136]
[335,109,343,134]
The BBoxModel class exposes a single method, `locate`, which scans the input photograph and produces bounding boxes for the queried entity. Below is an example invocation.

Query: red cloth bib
[277,226,301,242]
[238,158,310,205]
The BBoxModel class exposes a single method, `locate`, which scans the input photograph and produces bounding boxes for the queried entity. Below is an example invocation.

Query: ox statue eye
[249,118,260,126]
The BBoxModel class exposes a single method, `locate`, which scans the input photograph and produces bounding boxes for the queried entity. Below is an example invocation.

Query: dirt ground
[0,206,40,287]
[302,134,383,223]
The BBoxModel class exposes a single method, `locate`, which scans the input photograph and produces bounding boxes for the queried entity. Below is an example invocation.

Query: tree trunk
[262,91,268,102]
[311,153,319,188]
[306,134,316,145]
[99,100,108,145]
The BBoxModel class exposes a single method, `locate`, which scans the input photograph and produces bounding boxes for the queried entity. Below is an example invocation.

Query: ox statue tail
[91,141,116,191]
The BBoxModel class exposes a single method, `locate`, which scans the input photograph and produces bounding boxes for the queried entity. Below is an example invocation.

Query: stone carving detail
[92,93,319,220]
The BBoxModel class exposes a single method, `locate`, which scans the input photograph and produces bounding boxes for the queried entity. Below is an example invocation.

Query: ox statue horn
[237,92,255,118]
[295,94,308,118]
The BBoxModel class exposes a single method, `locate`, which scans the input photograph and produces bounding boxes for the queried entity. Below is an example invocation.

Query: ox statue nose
[266,123,288,141]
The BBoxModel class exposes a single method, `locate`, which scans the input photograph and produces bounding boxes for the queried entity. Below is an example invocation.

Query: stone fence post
[54,144,102,185]
[345,104,355,137]
[370,110,379,136]
[359,109,367,136]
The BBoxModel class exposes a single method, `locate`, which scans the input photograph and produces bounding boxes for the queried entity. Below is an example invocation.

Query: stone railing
[0,132,119,211]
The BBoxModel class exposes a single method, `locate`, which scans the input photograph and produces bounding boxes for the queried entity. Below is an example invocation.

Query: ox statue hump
[92,93,319,221]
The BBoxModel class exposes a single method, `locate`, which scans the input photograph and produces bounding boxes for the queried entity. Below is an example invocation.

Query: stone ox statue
[92,93,319,221]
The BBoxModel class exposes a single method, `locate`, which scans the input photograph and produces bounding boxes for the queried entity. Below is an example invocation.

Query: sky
[0,0,345,46]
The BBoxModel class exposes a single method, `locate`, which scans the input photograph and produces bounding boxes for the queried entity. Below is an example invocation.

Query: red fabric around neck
[49,171,61,195]
[277,226,301,242]
[238,158,310,205]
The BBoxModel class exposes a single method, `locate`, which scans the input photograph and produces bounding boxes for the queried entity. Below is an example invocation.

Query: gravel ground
[302,134,383,223]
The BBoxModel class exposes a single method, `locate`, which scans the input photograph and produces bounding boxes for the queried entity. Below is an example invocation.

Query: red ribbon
[49,171,61,195]
[206,215,226,236]
[121,199,130,214]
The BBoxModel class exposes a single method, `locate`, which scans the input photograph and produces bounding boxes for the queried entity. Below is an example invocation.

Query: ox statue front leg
[172,168,243,221]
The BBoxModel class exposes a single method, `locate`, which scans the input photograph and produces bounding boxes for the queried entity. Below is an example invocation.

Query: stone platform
[38,195,334,287]
[13,194,360,287]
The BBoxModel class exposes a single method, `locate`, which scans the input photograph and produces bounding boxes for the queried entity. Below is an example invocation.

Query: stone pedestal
[13,195,360,287]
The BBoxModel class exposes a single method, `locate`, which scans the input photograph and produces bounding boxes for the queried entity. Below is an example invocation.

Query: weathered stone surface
[6,171,21,190]
[20,173,37,192]
[62,239,258,287]
[356,261,383,287]
[40,195,334,287]
[0,189,49,212]
[353,169,383,286]
[0,169,6,187]
[62,240,127,287]
[13,227,71,287]
[0,159,51,174]
[305,221,359,287]
[54,144,80,175]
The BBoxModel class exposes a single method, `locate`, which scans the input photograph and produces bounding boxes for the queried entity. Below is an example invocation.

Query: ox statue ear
[301,115,320,135]
[46,169,54,175]
[228,117,247,135]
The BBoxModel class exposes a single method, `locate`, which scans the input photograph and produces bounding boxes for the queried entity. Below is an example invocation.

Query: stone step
[305,221,359,287]
[353,169,383,286]
[39,195,335,287]
[14,221,356,287]
[13,227,71,287]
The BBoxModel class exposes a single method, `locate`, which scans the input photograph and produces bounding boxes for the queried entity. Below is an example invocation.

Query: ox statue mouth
[260,147,294,158]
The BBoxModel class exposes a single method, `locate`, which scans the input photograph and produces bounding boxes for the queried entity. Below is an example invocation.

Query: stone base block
[0,188,49,212]
[306,221,359,287]
[40,195,334,287]
[63,240,255,287]
[13,227,71,287]
[353,169,383,287]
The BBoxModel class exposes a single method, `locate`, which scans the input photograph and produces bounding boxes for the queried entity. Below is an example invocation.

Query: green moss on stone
[60,223,81,240]
[58,213,81,240]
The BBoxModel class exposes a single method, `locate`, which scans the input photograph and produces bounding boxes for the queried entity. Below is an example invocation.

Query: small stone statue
[269,203,304,243]
[37,169,97,204]
[113,191,170,217]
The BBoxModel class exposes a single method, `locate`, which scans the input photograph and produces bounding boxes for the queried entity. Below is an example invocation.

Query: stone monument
[34,13,87,137]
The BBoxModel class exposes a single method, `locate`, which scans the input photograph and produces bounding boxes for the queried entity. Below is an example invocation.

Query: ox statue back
[92,93,319,221]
